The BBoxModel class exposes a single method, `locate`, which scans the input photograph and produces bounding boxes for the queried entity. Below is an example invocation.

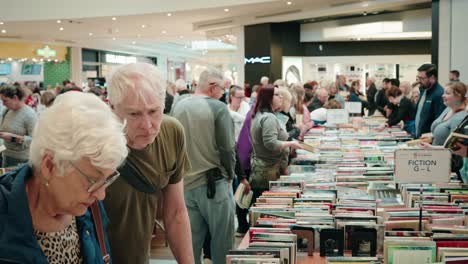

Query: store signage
[105,54,137,64]
[36,46,56,58]
[394,149,451,184]
[244,56,271,64]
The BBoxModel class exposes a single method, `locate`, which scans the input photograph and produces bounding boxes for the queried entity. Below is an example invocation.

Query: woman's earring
[44,181,49,187]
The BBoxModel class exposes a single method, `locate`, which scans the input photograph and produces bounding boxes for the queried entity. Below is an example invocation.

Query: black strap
[118,159,158,194]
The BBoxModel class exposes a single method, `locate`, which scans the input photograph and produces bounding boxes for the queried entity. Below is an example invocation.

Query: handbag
[90,202,110,264]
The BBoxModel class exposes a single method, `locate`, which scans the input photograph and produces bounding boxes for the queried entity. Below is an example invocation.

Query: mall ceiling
[0,0,430,59]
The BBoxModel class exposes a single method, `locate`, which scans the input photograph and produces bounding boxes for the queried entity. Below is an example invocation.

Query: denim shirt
[0,165,112,264]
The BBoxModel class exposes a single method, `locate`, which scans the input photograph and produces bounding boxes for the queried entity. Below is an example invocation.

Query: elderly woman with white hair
[0,92,128,263]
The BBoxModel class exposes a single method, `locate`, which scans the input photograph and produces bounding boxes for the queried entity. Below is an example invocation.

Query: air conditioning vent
[54,39,76,44]
[197,19,234,29]
[0,35,22,39]
[255,9,302,19]
[330,0,367,7]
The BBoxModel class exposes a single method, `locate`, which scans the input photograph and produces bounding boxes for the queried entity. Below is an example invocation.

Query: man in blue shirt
[414,64,445,138]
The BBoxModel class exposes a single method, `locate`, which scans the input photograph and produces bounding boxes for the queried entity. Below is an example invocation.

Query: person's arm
[21,110,37,147]
[162,180,194,264]
[387,101,408,126]
[261,115,301,151]
[214,104,236,179]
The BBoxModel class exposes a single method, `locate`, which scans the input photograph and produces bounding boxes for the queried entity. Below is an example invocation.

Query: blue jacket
[415,82,445,138]
[0,165,112,264]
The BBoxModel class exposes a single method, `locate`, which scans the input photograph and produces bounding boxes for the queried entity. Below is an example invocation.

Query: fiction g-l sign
[245,56,271,64]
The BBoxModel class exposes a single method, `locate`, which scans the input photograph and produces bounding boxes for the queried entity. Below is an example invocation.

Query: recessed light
[167,13,172,17]
[132,41,136,44]
[59,27,64,31]
[141,24,146,28]
[57,20,61,23]
[224,8,229,12]
[179,35,184,39]
[89,32,93,36]
[112,17,117,21]
[1,29,6,34]
[112,37,116,40]
[0,22,4,25]
[161,30,167,34]
[7,58,12,61]
[362,3,369,7]
[287,1,292,5]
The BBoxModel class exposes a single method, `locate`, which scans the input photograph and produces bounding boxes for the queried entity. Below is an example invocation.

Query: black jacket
[415,82,445,138]
[307,96,324,113]
[387,97,416,126]
[375,89,389,116]
[366,83,377,115]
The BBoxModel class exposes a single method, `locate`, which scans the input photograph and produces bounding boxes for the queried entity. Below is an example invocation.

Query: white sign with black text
[326,109,349,125]
[394,149,451,184]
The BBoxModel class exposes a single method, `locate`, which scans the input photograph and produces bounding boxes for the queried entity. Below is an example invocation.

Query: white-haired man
[260,76,269,86]
[172,69,236,264]
[104,62,193,264]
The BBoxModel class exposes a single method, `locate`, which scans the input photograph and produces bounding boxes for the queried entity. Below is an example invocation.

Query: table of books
[232,120,468,264]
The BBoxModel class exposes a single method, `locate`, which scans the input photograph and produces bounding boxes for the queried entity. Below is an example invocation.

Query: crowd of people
[0,62,466,264]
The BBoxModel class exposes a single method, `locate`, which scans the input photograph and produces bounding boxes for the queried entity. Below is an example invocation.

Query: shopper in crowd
[366,77,378,116]
[229,86,248,141]
[229,85,250,117]
[164,82,176,114]
[40,90,56,108]
[349,80,368,115]
[260,76,269,86]
[328,82,345,108]
[337,75,349,92]
[220,76,233,104]
[244,85,301,200]
[374,78,391,116]
[0,84,37,167]
[172,68,235,264]
[0,92,128,263]
[449,70,460,82]
[410,83,421,105]
[276,87,300,141]
[273,79,287,87]
[377,86,416,135]
[414,64,445,138]
[429,82,467,145]
[310,99,343,125]
[249,84,261,106]
[399,81,412,100]
[290,83,314,138]
[308,87,329,112]
[105,62,193,264]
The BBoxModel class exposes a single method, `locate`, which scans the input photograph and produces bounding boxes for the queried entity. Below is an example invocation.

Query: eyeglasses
[70,162,120,193]
[417,75,428,81]
[209,82,224,91]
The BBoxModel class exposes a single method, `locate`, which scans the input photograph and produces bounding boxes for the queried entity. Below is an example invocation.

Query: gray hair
[107,62,166,107]
[260,76,269,83]
[197,69,224,93]
[29,92,128,175]
[175,79,186,91]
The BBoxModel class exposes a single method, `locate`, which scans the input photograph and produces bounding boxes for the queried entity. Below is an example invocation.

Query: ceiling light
[167,13,172,17]
[112,37,116,40]
[54,59,58,62]
[112,17,117,21]
[132,41,136,44]
[59,27,64,31]
[362,2,369,7]
[179,35,184,39]
[1,29,6,34]
[89,32,93,36]
[57,20,61,23]
[287,1,292,5]
[224,8,229,12]
[141,24,146,28]
[7,58,12,61]
[161,30,167,34]
[0,22,4,25]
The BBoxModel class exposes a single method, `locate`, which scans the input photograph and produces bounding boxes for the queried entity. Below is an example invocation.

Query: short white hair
[29,92,128,175]
[107,62,166,107]
[197,68,224,92]
[175,79,186,91]
[260,76,269,83]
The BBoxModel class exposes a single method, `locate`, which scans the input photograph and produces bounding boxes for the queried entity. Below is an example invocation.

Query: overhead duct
[255,9,302,19]
[195,19,234,30]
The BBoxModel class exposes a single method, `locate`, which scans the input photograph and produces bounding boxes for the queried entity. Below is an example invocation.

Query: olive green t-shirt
[103,116,190,264]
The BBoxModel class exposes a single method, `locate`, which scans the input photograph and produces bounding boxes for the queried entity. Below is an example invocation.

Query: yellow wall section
[0,42,67,61]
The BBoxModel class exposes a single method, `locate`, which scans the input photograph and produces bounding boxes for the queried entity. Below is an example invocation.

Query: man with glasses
[414,64,445,138]
[104,62,193,264]
[172,69,236,264]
